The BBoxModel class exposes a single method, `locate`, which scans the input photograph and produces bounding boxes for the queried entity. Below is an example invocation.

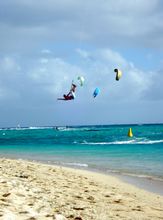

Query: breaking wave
[81,139,163,145]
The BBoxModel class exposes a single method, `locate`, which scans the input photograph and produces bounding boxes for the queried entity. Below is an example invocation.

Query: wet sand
[0,158,163,220]
[117,174,163,196]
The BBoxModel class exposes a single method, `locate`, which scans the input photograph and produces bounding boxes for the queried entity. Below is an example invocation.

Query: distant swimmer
[57,82,77,101]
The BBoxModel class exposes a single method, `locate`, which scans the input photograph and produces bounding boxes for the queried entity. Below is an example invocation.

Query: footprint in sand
[132,206,143,211]
[87,196,96,203]
[73,207,85,210]
[74,195,83,199]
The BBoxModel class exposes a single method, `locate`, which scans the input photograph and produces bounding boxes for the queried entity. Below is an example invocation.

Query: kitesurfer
[57,82,77,101]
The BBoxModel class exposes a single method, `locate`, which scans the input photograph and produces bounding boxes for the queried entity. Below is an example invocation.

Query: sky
[0,0,163,127]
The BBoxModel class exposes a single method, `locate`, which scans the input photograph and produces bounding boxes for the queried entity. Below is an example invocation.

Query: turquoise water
[0,124,163,180]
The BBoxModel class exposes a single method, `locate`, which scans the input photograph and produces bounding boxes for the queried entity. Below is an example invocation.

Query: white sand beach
[0,158,163,220]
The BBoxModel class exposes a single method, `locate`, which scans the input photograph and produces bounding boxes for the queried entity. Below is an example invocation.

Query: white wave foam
[82,142,112,145]
[28,126,53,130]
[81,140,135,145]
[112,140,136,145]
[56,127,89,131]
[0,126,53,131]
[137,140,163,144]
[81,139,163,145]
[62,162,88,167]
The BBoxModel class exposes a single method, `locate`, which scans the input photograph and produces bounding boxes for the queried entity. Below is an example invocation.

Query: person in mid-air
[57,82,77,101]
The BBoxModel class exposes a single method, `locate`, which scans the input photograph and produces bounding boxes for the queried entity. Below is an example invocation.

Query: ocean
[0,124,163,180]
[0,124,163,182]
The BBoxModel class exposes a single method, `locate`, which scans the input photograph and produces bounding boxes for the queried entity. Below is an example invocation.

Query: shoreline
[1,155,163,196]
[114,173,163,196]
[0,158,163,219]
[27,159,163,196]
[57,164,163,196]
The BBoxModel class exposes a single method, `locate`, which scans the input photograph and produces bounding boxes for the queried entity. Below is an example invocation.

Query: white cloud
[29,56,85,96]
[0,56,21,100]
[0,49,162,104]
[0,47,162,125]
[23,48,160,103]
[0,0,163,51]
[74,48,155,101]
[0,56,20,73]
[41,49,52,54]
[39,58,49,64]
[76,48,90,59]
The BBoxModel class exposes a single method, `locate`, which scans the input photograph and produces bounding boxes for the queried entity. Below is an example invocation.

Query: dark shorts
[63,94,74,100]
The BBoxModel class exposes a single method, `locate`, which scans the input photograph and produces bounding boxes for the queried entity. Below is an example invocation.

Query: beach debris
[19,174,29,178]
[27,217,37,220]
[114,198,123,203]
[113,195,123,204]
[131,206,143,211]
[87,195,95,201]
[15,172,29,178]
[74,195,83,199]
[19,211,29,214]
[114,68,122,81]
[73,207,85,210]
[2,193,11,197]
[74,217,83,220]
[67,214,74,218]
[105,194,111,198]
[128,128,133,137]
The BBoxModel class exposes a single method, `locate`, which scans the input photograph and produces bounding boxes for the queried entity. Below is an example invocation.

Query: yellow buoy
[128,128,133,137]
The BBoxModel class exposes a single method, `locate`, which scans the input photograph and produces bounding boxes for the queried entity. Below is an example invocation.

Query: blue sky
[0,0,163,127]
